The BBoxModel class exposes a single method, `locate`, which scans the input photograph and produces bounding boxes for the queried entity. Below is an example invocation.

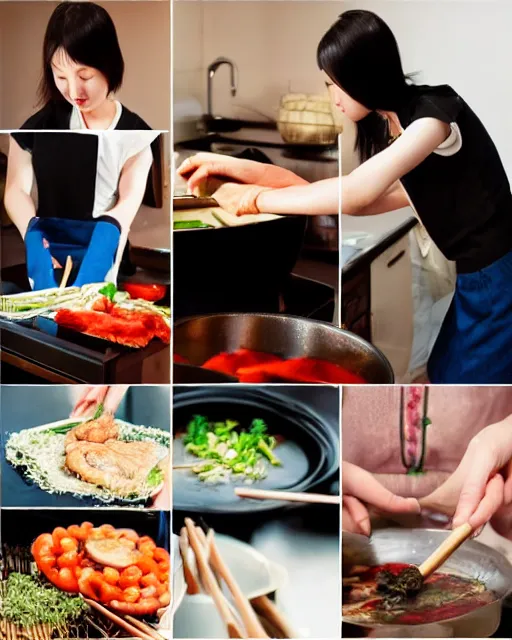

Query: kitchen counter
[342,208,417,278]
[341,209,417,375]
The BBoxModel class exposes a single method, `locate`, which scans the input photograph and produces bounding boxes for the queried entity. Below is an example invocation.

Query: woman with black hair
[179,10,512,384]
[22,1,149,130]
[3,2,161,292]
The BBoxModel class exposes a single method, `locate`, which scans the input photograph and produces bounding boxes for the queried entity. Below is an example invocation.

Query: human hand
[70,385,129,418]
[152,460,170,510]
[208,181,272,216]
[42,238,62,269]
[343,461,420,536]
[420,418,512,533]
[177,152,307,194]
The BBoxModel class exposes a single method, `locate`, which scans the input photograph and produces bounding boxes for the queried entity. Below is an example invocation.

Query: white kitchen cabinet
[370,234,414,380]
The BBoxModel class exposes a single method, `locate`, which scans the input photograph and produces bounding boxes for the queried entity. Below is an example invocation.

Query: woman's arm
[107,146,153,228]
[255,177,339,215]
[211,118,448,217]
[4,137,36,238]
[342,118,450,215]
[350,181,410,216]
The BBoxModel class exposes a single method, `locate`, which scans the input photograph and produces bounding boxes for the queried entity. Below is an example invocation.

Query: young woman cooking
[178,10,512,384]
[4,130,158,291]
[22,1,150,131]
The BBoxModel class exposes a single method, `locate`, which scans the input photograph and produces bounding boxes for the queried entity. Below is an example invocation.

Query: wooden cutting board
[173,206,281,228]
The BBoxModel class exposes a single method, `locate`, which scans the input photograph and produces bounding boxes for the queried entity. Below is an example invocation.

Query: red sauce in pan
[343,563,495,626]
[175,349,367,383]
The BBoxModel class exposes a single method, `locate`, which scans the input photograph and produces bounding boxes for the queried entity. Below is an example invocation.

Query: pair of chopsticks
[180,518,294,639]
[83,597,166,640]
[235,487,340,505]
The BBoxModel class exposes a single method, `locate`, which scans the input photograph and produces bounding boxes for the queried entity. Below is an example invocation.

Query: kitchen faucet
[207,57,238,117]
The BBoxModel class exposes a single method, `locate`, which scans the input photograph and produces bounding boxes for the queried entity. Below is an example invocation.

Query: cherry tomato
[55,567,79,592]
[57,550,78,569]
[123,586,141,603]
[60,537,79,552]
[123,283,167,302]
[119,566,143,589]
[103,567,121,585]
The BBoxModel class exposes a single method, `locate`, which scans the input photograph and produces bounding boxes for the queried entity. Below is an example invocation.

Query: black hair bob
[317,10,415,162]
[39,1,124,105]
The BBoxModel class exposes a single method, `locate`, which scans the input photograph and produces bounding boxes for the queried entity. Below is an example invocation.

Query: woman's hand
[177,152,307,193]
[71,385,129,418]
[420,418,512,533]
[343,461,420,536]
[206,181,272,216]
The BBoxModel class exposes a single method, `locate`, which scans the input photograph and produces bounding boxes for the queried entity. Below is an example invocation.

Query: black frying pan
[172,386,339,514]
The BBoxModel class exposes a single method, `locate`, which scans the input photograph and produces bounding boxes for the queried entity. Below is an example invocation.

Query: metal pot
[173,313,394,383]
[342,528,512,637]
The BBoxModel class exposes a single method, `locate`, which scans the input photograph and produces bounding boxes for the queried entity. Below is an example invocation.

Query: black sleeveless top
[396,84,512,273]
[15,102,160,209]
[20,101,151,131]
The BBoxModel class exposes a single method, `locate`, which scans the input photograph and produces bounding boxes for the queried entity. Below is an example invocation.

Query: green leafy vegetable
[93,403,104,420]
[1,573,87,628]
[183,415,281,483]
[99,283,117,302]
[147,465,164,487]
[46,421,82,435]
[174,220,213,230]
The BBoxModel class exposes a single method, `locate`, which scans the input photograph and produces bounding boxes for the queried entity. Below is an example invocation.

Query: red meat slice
[202,349,282,376]
[237,357,366,383]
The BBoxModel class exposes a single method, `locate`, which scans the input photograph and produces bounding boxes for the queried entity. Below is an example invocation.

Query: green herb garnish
[183,415,281,483]
[147,465,164,487]
[93,403,104,420]
[46,421,82,435]
[99,282,117,302]
[1,573,88,628]
[173,220,213,230]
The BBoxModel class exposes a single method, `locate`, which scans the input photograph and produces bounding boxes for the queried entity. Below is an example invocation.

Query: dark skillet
[172,386,339,515]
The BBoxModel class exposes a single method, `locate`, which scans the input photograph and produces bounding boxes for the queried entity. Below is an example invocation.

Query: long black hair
[39,2,124,106]
[317,10,415,162]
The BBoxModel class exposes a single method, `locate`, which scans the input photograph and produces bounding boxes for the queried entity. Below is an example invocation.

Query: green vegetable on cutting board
[173,220,214,230]
[183,415,281,483]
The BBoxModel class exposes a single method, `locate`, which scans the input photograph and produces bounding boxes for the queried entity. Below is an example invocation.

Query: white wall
[341,0,512,173]
[174,1,349,120]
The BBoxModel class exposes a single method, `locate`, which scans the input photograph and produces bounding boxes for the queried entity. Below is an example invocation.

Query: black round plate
[172,387,339,514]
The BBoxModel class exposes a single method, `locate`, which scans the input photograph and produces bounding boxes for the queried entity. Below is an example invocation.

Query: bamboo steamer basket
[277,93,342,145]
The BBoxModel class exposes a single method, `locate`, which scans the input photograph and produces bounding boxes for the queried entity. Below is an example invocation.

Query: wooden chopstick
[184,519,245,639]
[194,526,268,639]
[235,487,340,505]
[83,597,156,640]
[179,527,201,595]
[59,255,73,289]
[251,596,296,639]
[124,615,166,640]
